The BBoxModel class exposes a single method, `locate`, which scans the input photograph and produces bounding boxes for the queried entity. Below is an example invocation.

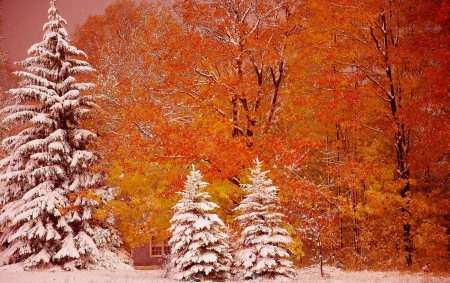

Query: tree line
[1,0,449,272]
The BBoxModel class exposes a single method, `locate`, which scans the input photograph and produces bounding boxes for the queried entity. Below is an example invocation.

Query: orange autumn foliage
[72,0,450,270]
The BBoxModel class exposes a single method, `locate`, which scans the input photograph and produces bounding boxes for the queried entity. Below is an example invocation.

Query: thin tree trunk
[319,239,323,277]
[368,10,412,266]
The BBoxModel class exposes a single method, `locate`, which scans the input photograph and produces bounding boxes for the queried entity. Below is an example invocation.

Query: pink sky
[1,0,152,62]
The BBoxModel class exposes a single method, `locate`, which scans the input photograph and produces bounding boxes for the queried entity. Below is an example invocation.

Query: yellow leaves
[57,207,69,217]
[92,208,108,222]
[286,237,305,263]
[66,0,450,270]
[411,193,450,270]
[78,189,100,202]
[205,179,245,224]
[94,161,174,248]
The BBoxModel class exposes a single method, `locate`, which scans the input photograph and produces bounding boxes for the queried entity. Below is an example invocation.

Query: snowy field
[0,265,449,283]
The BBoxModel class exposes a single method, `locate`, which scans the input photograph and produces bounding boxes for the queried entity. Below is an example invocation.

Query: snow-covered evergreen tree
[234,158,295,279]
[0,0,130,270]
[168,166,231,281]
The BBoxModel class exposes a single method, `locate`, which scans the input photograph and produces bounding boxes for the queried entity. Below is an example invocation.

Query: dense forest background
[1,0,449,272]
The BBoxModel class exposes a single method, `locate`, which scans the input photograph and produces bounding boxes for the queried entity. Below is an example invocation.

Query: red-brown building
[131,237,170,267]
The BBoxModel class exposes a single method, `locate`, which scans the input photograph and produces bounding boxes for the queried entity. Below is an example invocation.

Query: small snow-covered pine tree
[168,166,231,281]
[234,158,295,279]
[0,0,130,270]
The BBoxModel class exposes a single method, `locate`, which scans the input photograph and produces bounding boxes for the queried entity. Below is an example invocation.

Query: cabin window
[163,239,170,255]
[152,245,162,256]
[150,237,170,257]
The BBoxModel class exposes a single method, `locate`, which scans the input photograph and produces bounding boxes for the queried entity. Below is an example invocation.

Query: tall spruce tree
[234,158,295,279]
[0,0,130,270]
[168,166,231,281]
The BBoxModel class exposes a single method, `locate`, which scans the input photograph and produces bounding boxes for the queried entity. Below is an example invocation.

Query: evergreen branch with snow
[0,0,130,271]
[233,158,295,279]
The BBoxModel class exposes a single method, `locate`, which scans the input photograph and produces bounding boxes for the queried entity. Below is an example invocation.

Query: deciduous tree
[287,0,450,269]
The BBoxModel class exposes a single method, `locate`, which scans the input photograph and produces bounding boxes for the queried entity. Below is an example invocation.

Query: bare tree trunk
[352,189,359,255]
[319,240,324,277]
[366,9,413,267]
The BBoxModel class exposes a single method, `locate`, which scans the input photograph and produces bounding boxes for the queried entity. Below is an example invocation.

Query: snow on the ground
[0,264,449,283]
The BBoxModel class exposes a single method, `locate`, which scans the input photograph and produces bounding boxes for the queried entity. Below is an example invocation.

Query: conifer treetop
[238,158,280,212]
[182,165,209,195]
[172,165,219,216]
[48,0,66,27]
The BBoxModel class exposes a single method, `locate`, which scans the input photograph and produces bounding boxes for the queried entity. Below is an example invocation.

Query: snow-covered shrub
[233,158,295,279]
[168,166,231,281]
[0,0,130,270]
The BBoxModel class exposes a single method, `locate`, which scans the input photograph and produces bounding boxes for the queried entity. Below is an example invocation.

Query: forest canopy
[1,0,447,272]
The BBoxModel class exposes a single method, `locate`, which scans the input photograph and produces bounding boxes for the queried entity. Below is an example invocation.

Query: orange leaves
[68,0,450,269]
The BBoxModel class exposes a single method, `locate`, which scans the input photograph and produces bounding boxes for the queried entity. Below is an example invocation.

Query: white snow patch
[0,266,444,283]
